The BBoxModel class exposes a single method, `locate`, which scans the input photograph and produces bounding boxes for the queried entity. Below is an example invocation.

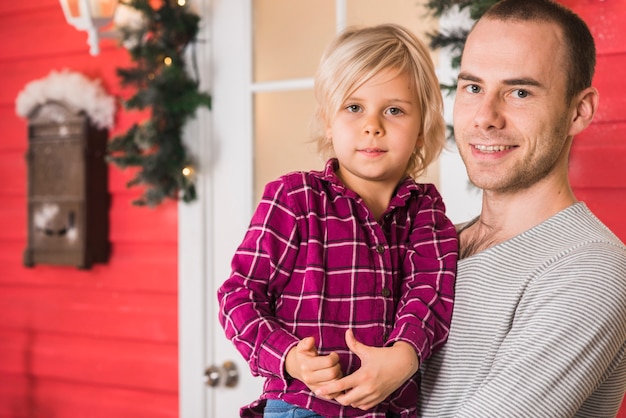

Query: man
[417,0,626,416]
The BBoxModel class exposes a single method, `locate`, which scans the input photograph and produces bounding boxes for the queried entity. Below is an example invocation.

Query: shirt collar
[316,158,424,210]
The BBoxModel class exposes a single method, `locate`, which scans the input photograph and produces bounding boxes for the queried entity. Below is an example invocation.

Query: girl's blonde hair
[311,24,446,179]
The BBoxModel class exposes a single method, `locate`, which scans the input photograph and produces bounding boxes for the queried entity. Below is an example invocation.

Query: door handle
[204,360,239,388]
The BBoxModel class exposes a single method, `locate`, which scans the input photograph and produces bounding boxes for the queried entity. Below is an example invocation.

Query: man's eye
[513,89,529,98]
[464,84,481,94]
[346,104,361,112]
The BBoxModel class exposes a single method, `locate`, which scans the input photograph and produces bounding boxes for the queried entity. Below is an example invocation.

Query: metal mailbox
[23,100,110,269]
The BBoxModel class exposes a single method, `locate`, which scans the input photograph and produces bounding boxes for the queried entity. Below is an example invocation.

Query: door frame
[178,0,254,416]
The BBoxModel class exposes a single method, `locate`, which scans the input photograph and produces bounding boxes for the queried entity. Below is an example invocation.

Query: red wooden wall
[0,0,623,417]
[566,0,626,238]
[0,1,179,417]
[563,1,626,416]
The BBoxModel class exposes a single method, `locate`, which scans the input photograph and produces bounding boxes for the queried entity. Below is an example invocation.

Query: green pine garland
[108,0,211,207]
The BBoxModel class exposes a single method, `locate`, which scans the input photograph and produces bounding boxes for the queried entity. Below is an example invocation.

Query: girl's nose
[364,115,384,136]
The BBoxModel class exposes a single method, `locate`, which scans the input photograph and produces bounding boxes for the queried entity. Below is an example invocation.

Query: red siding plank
[0,0,58,15]
[0,261,177,293]
[562,1,626,56]
[109,166,147,193]
[0,241,177,293]
[0,375,177,418]
[0,330,177,392]
[109,197,178,243]
[576,121,626,147]
[0,197,26,240]
[0,107,27,152]
[593,54,626,123]
[570,112,625,188]
[0,287,177,342]
[0,150,26,196]
[569,144,626,189]
[574,188,626,243]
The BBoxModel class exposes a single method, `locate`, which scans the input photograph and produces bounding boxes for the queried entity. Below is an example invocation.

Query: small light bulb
[164,56,173,66]
[182,166,193,177]
[178,0,186,6]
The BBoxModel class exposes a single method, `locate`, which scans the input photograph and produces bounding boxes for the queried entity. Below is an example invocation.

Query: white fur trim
[15,69,116,130]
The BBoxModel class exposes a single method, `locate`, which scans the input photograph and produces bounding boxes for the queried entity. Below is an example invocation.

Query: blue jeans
[263,399,402,418]
[263,400,322,417]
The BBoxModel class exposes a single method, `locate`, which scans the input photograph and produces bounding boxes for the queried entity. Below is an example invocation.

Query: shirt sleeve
[388,184,458,362]
[216,178,300,380]
[454,243,626,417]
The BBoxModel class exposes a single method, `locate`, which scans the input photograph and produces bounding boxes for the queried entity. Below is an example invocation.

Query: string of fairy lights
[107,0,210,207]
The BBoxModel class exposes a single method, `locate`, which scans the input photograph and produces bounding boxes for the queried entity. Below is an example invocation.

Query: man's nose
[473,93,505,130]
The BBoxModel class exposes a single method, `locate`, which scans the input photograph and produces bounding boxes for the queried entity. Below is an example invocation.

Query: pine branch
[108,0,211,207]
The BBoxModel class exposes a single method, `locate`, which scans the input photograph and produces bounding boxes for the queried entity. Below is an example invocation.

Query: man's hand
[285,336,343,397]
[315,329,419,410]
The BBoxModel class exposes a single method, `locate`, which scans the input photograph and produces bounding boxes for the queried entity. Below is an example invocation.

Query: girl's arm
[217,179,301,380]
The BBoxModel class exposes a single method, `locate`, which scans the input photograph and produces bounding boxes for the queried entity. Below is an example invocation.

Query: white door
[179,0,260,416]
[179,1,479,417]
[179,0,257,416]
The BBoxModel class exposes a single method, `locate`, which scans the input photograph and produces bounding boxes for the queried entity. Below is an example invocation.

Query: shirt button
[382,288,391,297]
[375,244,385,254]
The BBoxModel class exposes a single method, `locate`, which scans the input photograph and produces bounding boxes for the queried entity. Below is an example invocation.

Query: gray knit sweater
[419,203,626,418]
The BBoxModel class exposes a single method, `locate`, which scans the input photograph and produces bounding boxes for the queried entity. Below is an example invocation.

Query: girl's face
[326,68,422,195]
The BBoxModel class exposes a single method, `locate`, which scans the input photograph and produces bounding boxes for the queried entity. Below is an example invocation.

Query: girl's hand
[315,329,419,410]
[285,336,343,398]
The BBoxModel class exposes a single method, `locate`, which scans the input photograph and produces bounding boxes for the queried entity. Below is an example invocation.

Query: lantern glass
[61,0,117,20]
[59,0,118,55]
[65,0,80,17]
[91,0,117,19]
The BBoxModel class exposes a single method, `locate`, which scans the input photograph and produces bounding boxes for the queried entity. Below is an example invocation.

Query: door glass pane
[346,0,436,39]
[254,89,321,202]
[253,0,336,82]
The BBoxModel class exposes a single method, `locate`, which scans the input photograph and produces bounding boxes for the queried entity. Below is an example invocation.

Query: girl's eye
[512,89,529,99]
[386,107,403,116]
[346,104,361,113]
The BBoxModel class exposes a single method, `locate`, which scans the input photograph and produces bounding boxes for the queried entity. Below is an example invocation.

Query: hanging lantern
[59,0,118,55]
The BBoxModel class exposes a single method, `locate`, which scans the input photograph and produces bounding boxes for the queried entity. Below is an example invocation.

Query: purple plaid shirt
[218,159,458,417]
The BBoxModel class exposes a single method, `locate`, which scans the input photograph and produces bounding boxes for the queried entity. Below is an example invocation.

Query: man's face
[453,18,575,195]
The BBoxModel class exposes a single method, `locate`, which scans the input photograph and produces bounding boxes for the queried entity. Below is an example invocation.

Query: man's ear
[568,86,599,137]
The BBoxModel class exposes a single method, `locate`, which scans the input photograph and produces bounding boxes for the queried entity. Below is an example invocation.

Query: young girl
[217,24,458,418]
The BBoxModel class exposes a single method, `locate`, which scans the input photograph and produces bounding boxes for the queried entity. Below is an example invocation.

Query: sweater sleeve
[216,178,300,380]
[388,184,458,362]
[455,242,626,417]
